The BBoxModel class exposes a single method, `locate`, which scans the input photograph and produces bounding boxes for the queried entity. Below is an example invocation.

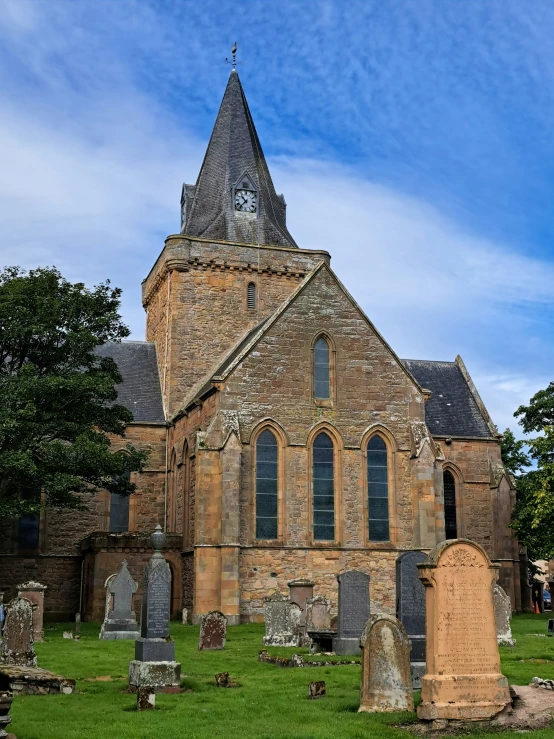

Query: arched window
[443,470,457,539]
[313,432,335,541]
[255,429,278,539]
[247,282,256,309]
[367,436,390,541]
[314,337,330,399]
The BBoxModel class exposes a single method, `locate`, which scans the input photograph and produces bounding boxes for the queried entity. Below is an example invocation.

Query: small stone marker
[417,539,511,722]
[493,584,515,647]
[129,525,180,694]
[358,614,413,713]
[17,582,47,643]
[75,613,81,635]
[0,597,36,667]
[100,560,139,640]
[288,579,315,625]
[182,607,188,625]
[136,687,156,711]
[333,570,370,655]
[396,551,427,688]
[215,672,237,688]
[308,681,326,699]
[199,611,227,650]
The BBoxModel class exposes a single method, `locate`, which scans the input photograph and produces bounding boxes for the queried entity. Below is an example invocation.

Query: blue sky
[0,0,553,434]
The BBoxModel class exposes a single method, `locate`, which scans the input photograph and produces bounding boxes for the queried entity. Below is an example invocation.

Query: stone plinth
[0,689,12,739]
[128,660,180,692]
[17,582,46,643]
[359,614,413,713]
[417,539,511,722]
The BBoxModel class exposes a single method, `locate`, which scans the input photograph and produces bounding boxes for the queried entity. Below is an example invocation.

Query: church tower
[143,69,329,418]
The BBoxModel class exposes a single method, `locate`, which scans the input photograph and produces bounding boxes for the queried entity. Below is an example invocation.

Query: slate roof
[96,342,165,423]
[402,359,493,438]
[182,70,298,248]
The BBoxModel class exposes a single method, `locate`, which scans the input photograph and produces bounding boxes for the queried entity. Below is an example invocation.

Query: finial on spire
[226,42,240,71]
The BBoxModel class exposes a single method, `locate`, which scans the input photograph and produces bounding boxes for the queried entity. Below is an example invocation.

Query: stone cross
[333,570,370,655]
[417,539,511,722]
[0,597,37,667]
[358,614,413,713]
[17,581,47,643]
[198,611,227,650]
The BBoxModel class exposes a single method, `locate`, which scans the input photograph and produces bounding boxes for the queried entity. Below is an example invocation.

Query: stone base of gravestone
[410,662,426,691]
[332,637,362,656]
[129,660,180,693]
[135,638,175,663]
[0,690,13,738]
[101,619,140,641]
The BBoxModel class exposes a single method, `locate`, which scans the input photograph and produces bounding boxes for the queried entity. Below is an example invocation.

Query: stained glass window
[368,436,389,542]
[313,432,335,541]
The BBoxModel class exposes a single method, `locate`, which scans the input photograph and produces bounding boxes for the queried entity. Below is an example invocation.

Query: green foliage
[501,428,531,477]
[510,382,554,560]
[0,266,147,517]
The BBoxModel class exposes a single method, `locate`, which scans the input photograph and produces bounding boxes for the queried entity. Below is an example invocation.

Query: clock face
[234,189,257,213]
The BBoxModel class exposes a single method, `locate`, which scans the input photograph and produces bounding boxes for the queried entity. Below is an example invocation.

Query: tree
[509,382,554,560]
[0,266,147,519]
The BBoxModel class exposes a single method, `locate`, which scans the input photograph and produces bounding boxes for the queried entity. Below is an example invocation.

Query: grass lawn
[9,613,554,739]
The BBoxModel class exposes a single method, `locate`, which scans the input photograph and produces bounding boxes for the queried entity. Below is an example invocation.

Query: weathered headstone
[308,681,326,699]
[288,579,314,625]
[417,539,511,722]
[128,526,180,693]
[263,592,300,646]
[493,584,515,647]
[199,611,227,650]
[100,560,139,640]
[182,607,188,625]
[306,595,332,631]
[359,614,414,713]
[396,551,427,688]
[0,597,36,667]
[333,570,370,655]
[17,582,47,643]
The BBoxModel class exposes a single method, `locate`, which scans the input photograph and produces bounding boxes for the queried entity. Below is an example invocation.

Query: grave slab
[333,571,370,655]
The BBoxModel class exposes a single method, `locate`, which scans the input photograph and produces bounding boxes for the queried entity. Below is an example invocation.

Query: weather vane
[226,42,242,70]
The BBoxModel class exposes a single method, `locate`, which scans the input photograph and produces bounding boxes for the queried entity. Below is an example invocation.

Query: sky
[0,0,553,435]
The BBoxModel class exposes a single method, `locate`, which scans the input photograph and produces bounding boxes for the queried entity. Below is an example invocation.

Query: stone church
[0,69,525,622]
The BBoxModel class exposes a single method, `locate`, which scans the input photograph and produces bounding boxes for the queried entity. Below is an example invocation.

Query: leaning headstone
[359,614,413,713]
[333,571,370,655]
[17,582,47,643]
[493,584,515,647]
[396,551,427,688]
[288,579,315,625]
[417,539,511,722]
[199,611,227,650]
[263,592,299,646]
[100,560,139,640]
[0,597,36,667]
[128,526,180,693]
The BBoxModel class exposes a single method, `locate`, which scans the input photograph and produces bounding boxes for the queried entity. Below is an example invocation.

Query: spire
[181,69,298,248]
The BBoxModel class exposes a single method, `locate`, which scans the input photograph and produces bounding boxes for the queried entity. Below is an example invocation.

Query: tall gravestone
[359,614,414,713]
[100,560,139,640]
[493,584,515,647]
[17,582,46,643]
[417,539,511,722]
[128,526,180,695]
[396,551,427,687]
[0,597,36,667]
[333,570,370,655]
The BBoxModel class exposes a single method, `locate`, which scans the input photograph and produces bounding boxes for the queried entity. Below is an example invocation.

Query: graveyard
[3,614,554,739]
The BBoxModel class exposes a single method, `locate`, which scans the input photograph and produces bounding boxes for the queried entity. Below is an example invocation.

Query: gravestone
[100,560,139,640]
[306,595,332,631]
[263,592,300,646]
[359,614,414,713]
[0,597,36,667]
[417,539,511,722]
[102,574,117,622]
[17,582,47,643]
[333,570,370,655]
[288,579,314,626]
[493,584,515,647]
[396,551,427,688]
[199,611,227,650]
[128,526,180,693]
